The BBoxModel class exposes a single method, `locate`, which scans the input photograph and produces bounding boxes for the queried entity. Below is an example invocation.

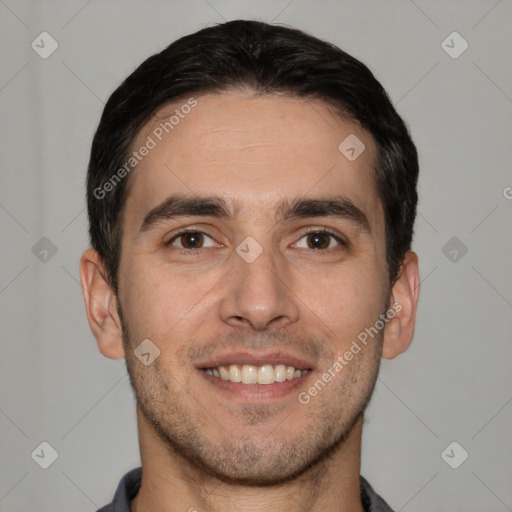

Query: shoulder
[360,475,396,512]
[95,467,142,512]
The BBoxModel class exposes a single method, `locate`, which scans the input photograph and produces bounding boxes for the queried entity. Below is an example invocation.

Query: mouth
[196,352,314,400]
[201,363,310,385]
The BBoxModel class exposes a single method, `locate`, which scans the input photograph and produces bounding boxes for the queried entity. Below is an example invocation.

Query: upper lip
[196,351,315,371]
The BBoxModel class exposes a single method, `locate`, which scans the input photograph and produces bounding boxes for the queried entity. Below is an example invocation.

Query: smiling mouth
[201,364,310,385]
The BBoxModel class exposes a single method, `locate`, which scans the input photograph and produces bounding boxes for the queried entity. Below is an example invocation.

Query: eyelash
[165,227,346,255]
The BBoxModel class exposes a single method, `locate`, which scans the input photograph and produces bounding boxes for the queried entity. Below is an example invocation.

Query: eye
[164,228,345,255]
[165,230,217,252]
[294,229,346,251]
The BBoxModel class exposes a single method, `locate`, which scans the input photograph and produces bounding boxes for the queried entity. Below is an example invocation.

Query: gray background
[1,0,511,510]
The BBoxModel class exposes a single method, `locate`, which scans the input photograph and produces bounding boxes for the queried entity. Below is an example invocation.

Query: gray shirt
[97,467,395,512]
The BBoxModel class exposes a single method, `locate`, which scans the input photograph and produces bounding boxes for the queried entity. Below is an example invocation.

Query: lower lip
[197,369,313,401]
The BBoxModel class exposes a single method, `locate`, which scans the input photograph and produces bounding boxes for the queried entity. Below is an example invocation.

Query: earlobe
[79,248,125,359]
[382,251,420,360]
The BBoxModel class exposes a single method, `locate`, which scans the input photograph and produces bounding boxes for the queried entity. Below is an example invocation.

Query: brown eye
[166,231,216,251]
[178,232,204,249]
[306,232,330,250]
[295,229,345,251]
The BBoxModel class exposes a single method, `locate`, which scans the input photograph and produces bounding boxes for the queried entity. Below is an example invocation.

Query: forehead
[123,92,382,234]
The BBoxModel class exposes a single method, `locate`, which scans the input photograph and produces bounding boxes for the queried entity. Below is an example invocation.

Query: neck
[130,409,365,512]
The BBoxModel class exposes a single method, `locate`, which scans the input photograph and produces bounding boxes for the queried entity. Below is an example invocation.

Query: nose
[219,242,300,331]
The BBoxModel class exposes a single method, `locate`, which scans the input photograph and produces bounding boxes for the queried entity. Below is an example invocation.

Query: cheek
[295,259,386,334]
[119,262,168,339]
[120,260,220,343]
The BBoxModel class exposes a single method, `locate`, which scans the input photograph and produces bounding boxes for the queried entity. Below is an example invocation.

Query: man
[80,19,420,512]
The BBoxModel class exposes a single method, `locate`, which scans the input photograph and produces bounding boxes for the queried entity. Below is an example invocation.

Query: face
[115,92,391,484]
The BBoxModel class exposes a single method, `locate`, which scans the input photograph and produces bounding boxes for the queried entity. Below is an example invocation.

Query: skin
[80,91,420,512]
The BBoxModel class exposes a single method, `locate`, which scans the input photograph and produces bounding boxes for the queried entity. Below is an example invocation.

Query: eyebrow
[136,193,371,238]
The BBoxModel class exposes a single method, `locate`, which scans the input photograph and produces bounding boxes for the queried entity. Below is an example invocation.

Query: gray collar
[98,467,395,512]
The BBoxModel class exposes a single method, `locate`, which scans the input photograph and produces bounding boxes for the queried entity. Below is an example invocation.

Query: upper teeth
[204,364,308,385]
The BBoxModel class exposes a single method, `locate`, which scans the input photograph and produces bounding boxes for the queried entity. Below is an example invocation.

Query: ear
[382,251,420,360]
[79,248,125,359]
